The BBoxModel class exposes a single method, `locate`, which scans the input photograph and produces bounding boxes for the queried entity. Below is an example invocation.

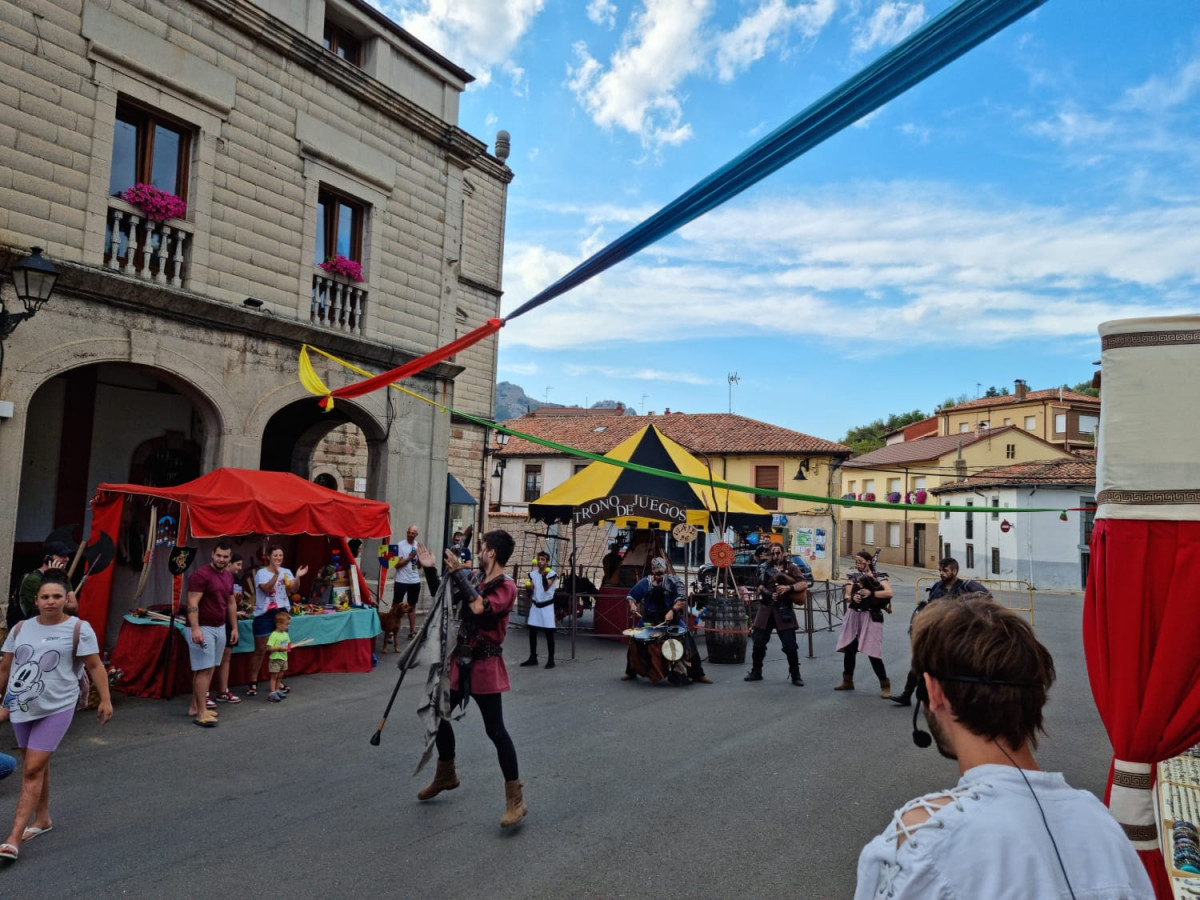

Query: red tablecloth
[111,622,374,699]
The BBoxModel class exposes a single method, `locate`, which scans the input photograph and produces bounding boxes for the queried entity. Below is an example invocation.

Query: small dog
[378,603,406,654]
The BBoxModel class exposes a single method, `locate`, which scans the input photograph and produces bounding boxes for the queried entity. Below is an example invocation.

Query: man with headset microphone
[855,598,1152,899]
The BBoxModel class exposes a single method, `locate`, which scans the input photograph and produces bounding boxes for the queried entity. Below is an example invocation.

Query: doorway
[912,523,925,568]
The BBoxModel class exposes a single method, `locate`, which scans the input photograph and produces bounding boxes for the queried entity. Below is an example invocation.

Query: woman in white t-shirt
[0,572,113,862]
[245,547,308,697]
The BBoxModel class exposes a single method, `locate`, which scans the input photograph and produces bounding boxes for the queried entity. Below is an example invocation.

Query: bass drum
[701,588,748,664]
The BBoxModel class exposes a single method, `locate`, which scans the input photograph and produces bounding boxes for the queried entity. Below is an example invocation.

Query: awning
[447,473,477,506]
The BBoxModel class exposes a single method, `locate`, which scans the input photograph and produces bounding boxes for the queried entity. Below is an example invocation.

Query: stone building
[0,0,510,595]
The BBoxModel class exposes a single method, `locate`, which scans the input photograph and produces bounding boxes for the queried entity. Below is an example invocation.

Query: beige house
[839,426,1074,569]
[937,380,1100,452]
[1,0,510,594]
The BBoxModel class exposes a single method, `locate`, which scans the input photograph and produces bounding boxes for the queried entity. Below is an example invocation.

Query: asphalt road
[0,573,1112,898]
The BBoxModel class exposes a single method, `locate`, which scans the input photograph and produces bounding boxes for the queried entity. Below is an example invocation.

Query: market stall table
[110,607,381,699]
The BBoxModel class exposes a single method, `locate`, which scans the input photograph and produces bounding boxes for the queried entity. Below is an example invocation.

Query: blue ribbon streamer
[505,0,1048,322]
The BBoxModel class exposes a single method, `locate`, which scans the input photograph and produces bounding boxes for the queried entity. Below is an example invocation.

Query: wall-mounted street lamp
[2,247,59,378]
[793,457,811,481]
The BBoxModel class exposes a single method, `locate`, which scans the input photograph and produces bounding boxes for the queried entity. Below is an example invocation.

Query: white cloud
[713,0,835,81]
[587,0,619,28]
[375,0,545,88]
[569,0,838,148]
[1120,58,1200,112]
[500,183,1200,351]
[852,2,926,55]
[500,361,540,376]
[568,0,710,149]
[564,364,713,384]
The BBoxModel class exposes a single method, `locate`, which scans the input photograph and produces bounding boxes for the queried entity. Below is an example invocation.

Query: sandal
[279,684,290,694]
[194,714,218,728]
[245,684,257,696]
[0,842,17,861]
[21,825,52,842]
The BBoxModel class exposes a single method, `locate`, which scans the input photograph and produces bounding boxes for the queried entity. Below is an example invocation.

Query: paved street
[0,570,1111,898]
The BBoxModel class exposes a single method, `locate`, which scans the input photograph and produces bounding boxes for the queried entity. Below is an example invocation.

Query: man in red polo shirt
[185,543,237,727]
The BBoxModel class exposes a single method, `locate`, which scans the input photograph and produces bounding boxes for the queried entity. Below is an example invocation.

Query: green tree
[1067,380,1099,398]
[842,409,928,457]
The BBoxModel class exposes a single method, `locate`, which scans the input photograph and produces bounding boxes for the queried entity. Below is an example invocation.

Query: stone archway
[259,397,386,500]
[13,361,223,583]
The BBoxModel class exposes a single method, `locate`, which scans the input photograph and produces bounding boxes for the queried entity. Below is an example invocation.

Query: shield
[167,546,198,576]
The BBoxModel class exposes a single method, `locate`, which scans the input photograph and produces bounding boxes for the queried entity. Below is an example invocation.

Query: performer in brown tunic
[744,544,807,686]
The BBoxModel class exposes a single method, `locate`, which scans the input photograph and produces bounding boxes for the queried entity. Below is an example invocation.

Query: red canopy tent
[81,468,391,642]
[1083,316,1200,897]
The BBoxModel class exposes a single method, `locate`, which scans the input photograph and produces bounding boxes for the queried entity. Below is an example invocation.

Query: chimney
[664,407,671,414]
[1014,379,1028,401]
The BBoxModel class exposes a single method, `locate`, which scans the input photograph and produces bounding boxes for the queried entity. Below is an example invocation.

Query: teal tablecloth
[122,607,381,653]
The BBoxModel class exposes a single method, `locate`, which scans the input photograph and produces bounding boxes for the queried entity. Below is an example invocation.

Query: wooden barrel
[700,589,747,664]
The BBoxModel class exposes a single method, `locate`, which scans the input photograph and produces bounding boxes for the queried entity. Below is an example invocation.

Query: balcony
[104,199,191,288]
[311,270,368,335]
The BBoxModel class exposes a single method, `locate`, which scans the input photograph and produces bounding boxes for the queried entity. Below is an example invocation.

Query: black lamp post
[2,247,59,378]
[477,427,511,545]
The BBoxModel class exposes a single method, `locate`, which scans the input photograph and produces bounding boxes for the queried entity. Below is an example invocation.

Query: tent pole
[569,519,578,660]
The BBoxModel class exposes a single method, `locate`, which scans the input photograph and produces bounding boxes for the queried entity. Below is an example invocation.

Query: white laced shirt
[854,764,1154,900]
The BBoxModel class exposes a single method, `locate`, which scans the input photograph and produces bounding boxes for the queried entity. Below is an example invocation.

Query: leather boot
[785,652,804,687]
[417,759,460,801]
[501,780,528,827]
[879,677,892,699]
[744,644,765,681]
[889,692,912,707]
[519,656,538,667]
[834,675,855,691]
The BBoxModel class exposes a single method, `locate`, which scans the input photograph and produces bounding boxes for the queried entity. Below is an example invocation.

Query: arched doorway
[13,362,220,585]
[260,398,385,499]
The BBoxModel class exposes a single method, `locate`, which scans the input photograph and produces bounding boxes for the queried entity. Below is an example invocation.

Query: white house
[930,458,1096,590]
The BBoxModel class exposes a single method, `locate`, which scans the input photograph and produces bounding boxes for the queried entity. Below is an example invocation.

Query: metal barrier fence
[914,577,1036,625]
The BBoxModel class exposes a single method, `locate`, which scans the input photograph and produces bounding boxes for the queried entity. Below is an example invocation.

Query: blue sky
[373,1,1199,442]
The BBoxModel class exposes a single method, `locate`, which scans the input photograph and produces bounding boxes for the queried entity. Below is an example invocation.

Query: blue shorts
[253,609,280,637]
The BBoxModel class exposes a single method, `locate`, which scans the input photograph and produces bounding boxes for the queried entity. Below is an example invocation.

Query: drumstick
[288,638,316,648]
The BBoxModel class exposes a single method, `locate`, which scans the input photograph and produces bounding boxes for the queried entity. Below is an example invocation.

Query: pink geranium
[319,254,364,283]
[122,183,187,221]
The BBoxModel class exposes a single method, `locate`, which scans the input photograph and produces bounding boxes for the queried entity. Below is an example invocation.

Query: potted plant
[122,183,187,221]
[319,254,364,283]
[887,491,901,503]
[914,489,927,504]
[862,492,876,502]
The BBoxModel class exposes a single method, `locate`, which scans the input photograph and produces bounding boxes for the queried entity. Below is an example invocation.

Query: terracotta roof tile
[929,457,1096,493]
[842,429,1011,468]
[940,388,1099,413]
[495,412,851,458]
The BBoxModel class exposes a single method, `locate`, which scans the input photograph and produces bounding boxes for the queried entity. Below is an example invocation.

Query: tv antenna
[727,373,740,413]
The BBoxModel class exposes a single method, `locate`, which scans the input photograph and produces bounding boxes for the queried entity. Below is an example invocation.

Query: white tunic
[855,764,1153,900]
[526,568,557,629]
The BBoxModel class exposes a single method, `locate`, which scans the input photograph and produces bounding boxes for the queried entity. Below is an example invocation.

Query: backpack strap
[10,619,23,642]
[72,617,81,660]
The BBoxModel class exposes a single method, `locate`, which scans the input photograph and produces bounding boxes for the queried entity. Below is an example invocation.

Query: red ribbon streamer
[318,318,503,409]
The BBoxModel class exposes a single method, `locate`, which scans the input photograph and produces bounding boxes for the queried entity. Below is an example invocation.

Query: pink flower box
[319,254,364,283]
[122,183,186,222]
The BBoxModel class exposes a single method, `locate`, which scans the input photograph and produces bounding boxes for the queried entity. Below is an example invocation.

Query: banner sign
[573,494,688,526]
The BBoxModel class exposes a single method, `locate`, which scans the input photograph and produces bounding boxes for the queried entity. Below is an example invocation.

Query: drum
[702,589,748,664]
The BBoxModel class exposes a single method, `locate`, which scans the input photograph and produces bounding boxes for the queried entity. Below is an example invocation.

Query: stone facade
[0,0,510,606]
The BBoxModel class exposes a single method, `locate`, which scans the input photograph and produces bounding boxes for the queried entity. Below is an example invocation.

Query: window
[109,100,191,202]
[991,496,1000,519]
[887,477,901,494]
[991,546,1000,574]
[315,187,365,267]
[1003,418,1011,426]
[944,501,951,520]
[323,20,362,65]
[1078,414,1099,435]
[912,476,926,490]
[863,479,875,495]
[1024,415,1036,430]
[965,500,974,539]
[1006,443,1016,459]
[847,480,856,495]
[959,423,970,433]
[966,544,975,569]
[573,463,588,476]
[523,464,542,502]
[943,541,952,560]
[888,523,901,547]
[754,465,780,511]
[1054,413,1067,433]
[863,523,875,545]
